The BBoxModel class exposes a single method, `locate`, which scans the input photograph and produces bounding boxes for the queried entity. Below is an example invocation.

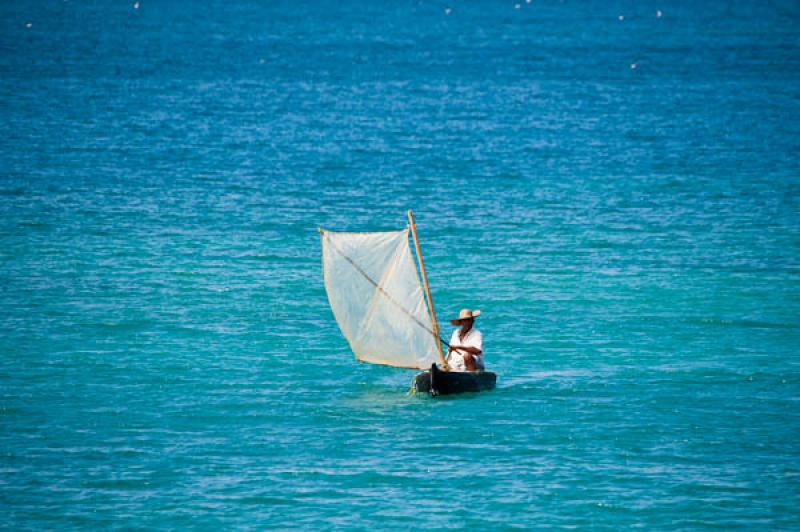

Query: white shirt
[446,328,484,372]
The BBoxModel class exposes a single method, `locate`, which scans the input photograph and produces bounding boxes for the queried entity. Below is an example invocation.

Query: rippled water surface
[2,0,799,528]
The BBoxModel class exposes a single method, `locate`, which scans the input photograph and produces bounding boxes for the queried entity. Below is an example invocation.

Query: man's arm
[460,330,483,355]
[450,345,482,355]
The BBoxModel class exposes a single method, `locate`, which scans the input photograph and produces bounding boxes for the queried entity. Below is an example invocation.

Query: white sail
[320,229,441,369]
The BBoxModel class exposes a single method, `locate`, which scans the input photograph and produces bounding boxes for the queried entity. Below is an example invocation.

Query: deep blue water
[2,0,799,528]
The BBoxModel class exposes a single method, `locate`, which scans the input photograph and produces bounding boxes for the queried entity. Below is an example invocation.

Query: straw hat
[450,308,481,325]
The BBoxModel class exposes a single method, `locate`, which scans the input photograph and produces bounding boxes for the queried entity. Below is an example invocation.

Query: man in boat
[446,309,484,372]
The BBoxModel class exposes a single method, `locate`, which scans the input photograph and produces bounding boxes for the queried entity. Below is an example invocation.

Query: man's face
[461,318,474,331]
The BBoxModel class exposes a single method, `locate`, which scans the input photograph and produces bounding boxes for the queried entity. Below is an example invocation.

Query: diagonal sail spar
[320,229,441,369]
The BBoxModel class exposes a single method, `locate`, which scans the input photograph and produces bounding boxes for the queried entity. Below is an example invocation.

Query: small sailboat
[319,210,497,396]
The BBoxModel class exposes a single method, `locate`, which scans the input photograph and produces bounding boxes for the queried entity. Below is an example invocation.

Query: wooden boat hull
[413,363,496,396]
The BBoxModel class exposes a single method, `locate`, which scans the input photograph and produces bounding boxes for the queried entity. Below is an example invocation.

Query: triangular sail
[320,229,440,369]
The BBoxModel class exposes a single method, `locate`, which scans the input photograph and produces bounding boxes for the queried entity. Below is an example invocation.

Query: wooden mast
[407,210,447,369]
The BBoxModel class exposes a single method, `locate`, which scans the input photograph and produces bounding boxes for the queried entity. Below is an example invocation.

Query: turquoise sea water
[2,0,799,528]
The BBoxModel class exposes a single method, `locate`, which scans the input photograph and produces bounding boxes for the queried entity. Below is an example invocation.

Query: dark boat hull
[413,363,496,396]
